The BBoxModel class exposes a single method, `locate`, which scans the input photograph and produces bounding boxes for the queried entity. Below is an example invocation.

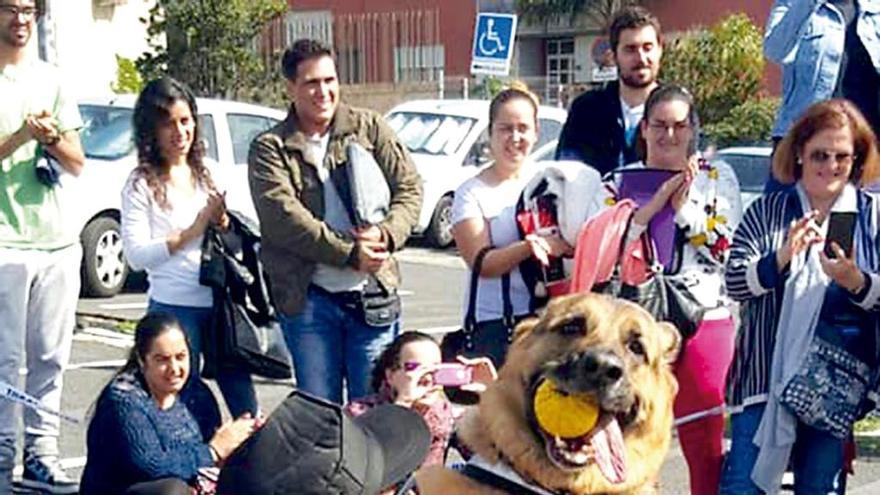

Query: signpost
[470,13,517,76]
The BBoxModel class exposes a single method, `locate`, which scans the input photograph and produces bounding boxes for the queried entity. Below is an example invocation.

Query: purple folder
[617,169,680,269]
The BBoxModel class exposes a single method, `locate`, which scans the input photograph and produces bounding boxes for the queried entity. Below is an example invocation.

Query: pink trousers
[672,316,735,495]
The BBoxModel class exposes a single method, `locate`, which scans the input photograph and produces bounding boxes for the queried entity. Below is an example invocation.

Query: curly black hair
[370,331,439,394]
[132,77,216,210]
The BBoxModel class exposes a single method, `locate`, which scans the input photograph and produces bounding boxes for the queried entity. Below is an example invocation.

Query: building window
[546,38,575,85]
[337,47,363,85]
[394,45,445,83]
[285,10,333,47]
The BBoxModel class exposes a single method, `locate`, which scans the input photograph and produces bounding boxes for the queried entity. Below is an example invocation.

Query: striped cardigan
[725,187,880,410]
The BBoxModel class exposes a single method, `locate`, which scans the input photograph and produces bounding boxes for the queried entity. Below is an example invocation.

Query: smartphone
[824,212,856,259]
[432,363,474,387]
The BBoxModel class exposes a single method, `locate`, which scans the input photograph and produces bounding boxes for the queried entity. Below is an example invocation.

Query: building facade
[280,0,776,105]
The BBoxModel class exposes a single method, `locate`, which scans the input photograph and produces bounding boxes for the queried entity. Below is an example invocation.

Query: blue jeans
[720,403,845,495]
[147,301,258,419]
[279,286,399,404]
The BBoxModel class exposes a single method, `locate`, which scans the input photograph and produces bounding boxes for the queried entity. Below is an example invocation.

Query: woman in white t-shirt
[121,78,258,432]
[451,83,573,366]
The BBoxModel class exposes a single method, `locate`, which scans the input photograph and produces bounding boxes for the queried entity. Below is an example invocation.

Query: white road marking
[73,329,133,349]
[67,359,127,371]
[396,249,465,269]
[399,289,414,296]
[97,302,148,310]
[81,327,133,342]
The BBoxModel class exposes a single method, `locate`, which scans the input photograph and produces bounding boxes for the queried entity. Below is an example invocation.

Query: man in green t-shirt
[0,1,84,493]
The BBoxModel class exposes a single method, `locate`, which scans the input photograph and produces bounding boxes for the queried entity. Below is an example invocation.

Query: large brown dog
[416,293,680,494]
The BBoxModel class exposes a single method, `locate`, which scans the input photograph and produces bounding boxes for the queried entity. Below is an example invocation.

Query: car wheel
[426,195,455,248]
[81,216,129,297]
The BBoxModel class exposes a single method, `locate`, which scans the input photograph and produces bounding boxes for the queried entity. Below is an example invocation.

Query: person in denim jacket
[764,0,880,194]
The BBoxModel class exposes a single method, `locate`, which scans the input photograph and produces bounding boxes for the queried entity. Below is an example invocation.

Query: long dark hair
[132,77,216,209]
[90,313,190,417]
[370,331,438,394]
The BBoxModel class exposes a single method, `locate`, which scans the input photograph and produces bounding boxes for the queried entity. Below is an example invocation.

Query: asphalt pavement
[21,245,880,493]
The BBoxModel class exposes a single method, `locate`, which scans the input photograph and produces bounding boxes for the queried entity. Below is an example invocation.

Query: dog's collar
[459,455,567,495]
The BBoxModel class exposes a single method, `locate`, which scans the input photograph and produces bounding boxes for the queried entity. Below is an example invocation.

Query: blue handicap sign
[472,13,516,61]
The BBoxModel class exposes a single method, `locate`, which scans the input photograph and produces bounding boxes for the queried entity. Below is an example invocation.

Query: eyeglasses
[0,5,39,20]
[647,120,692,135]
[807,150,856,166]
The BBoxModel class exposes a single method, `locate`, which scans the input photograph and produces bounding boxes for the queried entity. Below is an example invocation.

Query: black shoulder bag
[592,215,705,340]
[440,246,516,368]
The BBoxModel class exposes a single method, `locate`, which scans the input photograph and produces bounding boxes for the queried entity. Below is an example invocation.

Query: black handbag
[440,246,517,368]
[592,216,705,340]
[200,214,293,380]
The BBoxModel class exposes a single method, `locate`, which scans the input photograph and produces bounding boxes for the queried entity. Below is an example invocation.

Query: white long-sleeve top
[121,170,214,308]
[599,159,744,311]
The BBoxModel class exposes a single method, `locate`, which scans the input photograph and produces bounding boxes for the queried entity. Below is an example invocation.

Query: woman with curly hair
[121,77,258,429]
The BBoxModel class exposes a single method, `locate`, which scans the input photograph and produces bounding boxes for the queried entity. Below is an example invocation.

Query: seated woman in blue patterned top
[80,313,257,495]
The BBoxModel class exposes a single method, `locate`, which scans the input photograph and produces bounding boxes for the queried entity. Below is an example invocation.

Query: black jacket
[555,81,639,177]
[199,211,292,380]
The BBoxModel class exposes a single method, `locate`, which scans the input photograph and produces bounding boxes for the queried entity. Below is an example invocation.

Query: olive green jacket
[248,103,423,316]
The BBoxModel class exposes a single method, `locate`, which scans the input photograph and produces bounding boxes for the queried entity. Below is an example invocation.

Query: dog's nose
[578,350,624,387]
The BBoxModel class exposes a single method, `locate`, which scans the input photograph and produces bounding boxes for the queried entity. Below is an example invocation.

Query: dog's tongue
[589,417,627,484]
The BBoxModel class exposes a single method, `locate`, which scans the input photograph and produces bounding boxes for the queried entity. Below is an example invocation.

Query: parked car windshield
[79,104,135,161]
[386,111,476,156]
[717,152,770,193]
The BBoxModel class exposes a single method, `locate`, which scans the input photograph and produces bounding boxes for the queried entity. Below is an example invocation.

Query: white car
[73,95,286,297]
[715,145,773,208]
[385,99,567,247]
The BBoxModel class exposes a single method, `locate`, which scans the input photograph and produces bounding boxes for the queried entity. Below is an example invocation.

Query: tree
[516,0,641,28]
[137,0,286,98]
[659,14,773,146]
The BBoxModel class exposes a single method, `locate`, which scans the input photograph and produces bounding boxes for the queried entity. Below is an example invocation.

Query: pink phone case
[432,364,473,387]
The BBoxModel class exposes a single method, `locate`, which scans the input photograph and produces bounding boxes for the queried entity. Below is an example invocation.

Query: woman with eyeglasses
[595,84,743,495]
[722,99,880,494]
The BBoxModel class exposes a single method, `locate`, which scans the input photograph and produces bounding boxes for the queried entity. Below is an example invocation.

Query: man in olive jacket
[248,39,422,403]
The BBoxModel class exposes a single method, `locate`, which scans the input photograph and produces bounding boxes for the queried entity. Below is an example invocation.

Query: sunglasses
[806,150,857,165]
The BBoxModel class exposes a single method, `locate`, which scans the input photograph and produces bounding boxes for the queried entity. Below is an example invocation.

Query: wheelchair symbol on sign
[478,19,506,56]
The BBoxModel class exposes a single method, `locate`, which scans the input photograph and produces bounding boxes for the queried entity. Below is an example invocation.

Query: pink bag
[569,200,651,293]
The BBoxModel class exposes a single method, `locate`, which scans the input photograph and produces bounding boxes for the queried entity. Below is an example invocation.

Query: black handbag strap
[464,246,514,332]
[608,213,659,280]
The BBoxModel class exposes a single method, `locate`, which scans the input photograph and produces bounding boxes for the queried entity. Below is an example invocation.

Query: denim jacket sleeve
[764,0,823,64]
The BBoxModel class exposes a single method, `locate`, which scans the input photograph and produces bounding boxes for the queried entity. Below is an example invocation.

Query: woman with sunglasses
[722,99,880,494]
[595,84,742,495]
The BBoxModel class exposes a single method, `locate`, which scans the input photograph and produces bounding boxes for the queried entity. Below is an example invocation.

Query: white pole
[438,68,445,99]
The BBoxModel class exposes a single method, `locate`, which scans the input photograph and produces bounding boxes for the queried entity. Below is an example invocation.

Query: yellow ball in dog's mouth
[533,380,599,439]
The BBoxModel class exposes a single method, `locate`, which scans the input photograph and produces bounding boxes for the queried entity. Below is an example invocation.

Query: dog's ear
[656,321,682,365]
[512,316,540,342]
